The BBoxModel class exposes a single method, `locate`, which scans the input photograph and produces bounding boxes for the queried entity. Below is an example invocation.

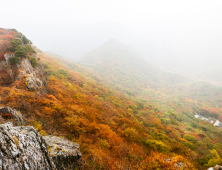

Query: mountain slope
[2,28,222,169]
[81,39,191,94]
[172,65,222,87]
[80,39,222,108]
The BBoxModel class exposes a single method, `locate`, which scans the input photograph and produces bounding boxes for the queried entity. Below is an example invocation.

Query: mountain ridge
[81,39,192,95]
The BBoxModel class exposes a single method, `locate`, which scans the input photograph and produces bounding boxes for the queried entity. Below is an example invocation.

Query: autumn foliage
[0,28,15,57]
[1,28,222,169]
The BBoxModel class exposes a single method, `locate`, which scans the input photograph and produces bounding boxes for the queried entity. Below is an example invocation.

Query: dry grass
[12,135,19,148]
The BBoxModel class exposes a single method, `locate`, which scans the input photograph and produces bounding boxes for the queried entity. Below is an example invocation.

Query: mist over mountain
[81,39,191,93]
[79,39,222,107]
[2,0,222,169]
[2,26,222,169]
[33,18,222,86]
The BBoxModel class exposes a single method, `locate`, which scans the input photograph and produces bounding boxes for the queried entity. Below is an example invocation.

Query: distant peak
[103,38,121,45]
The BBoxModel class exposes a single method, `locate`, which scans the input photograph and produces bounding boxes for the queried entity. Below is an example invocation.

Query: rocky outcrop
[0,107,23,125]
[0,121,82,170]
[208,165,222,170]
[26,74,43,90]
[0,122,56,170]
[16,57,34,79]
[0,53,46,92]
[17,58,45,91]
[165,158,187,169]
[43,136,82,170]
[4,53,14,66]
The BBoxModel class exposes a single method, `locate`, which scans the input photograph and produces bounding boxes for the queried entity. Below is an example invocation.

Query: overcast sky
[1,0,222,69]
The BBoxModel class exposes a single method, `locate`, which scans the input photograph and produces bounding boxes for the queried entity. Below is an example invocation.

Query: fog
[2,0,222,72]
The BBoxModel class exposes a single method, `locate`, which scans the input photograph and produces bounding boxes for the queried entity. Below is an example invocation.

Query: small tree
[30,57,38,67]
[9,39,22,52]
[9,57,20,65]
[25,44,36,53]
[21,36,29,44]
[15,46,27,58]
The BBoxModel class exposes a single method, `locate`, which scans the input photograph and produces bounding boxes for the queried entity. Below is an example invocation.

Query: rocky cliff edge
[0,122,82,170]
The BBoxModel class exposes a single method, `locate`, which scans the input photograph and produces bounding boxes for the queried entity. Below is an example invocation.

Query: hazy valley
[1,25,222,170]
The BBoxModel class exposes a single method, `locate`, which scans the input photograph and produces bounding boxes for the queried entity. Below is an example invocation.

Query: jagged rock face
[0,107,23,126]
[207,165,222,170]
[0,119,82,170]
[4,53,14,66]
[16,58,34,79]
[43,136,82,170]
[26,74,43,90]
[214,165,222,170]
[17,58,45,91]
[0,53,46,92]
[0,122,56,170]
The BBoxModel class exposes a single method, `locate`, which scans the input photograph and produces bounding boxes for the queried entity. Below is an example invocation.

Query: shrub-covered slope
[1,28,222,169]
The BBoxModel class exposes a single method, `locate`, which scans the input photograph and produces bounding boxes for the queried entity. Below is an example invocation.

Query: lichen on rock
[0,120,82,170]
[43,136,82,170]
[208,165,222,170]
[0,122,56,170]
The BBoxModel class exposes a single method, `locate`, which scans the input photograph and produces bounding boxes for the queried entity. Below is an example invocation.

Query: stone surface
[174,161,187,169]
[4,53,14,66]
[208,168,214,170]
[214,165,222,170]
[0,122,56,170]
[43,136,82,170]
[0,107,23,126]
[16,58,34,79]
[165,158,187,169]
[207,165,222,170]
[26,74,43,90]
[16,58,44,91]
[1,54,46,92]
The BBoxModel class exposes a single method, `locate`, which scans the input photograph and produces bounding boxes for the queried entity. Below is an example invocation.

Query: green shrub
[43,63,50,69]
[25,44,36,53]
[191,122,198,128]
[10,39,22,52]
[155,133,170,141]
[184,141,195,150]
[30,57,38,67]
[171,119,179,125]
[9,57,20,64]
[145,139,170,152]
[204,149,221,167]
[15,46,27,58]
[21,36,29,44]
[58,68,69,78]
[184,134,196,143]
